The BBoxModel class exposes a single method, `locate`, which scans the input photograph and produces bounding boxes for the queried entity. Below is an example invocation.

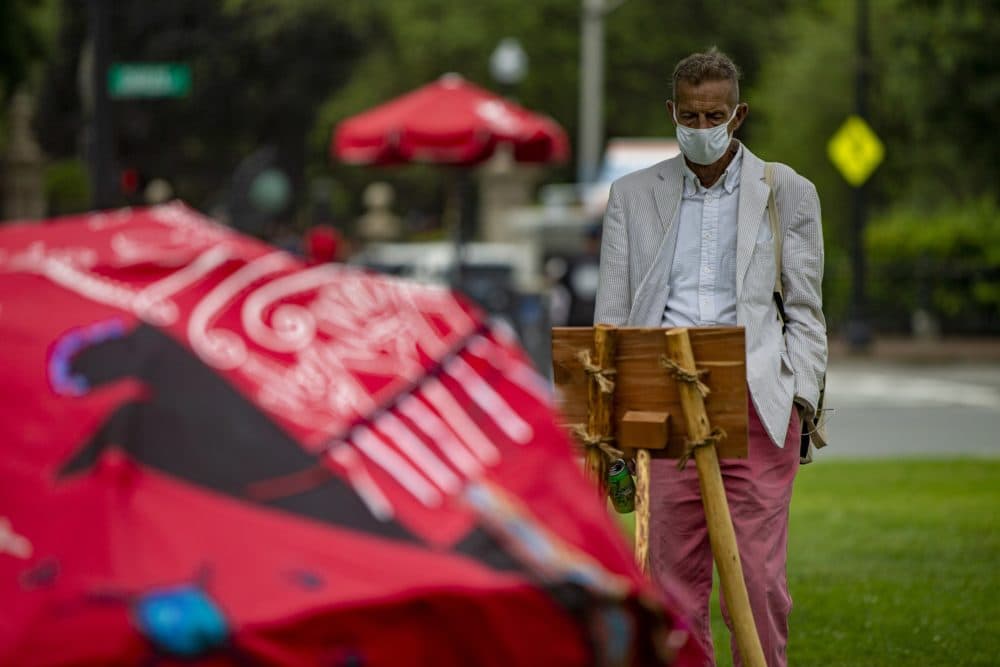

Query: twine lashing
[571,424,624,461]
[660,356,710,398]
[676,427,727,471]
[578,349,617,394]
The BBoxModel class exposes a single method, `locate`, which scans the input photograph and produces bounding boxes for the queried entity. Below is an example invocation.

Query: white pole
[577,0,604,185]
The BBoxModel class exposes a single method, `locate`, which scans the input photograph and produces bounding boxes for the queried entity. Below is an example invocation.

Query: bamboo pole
[664,328,765,667]
[584,324,617,491]
[633,448,651,572]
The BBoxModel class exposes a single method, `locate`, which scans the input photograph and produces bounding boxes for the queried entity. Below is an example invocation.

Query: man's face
[667,79,747,132]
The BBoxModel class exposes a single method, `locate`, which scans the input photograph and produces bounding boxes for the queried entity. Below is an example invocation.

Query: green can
[606,458,635,514]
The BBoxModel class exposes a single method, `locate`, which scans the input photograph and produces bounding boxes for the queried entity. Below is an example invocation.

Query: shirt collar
[682,144,743,196]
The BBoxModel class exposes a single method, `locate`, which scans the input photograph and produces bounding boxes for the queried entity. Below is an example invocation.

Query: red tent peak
[438,72,466,88]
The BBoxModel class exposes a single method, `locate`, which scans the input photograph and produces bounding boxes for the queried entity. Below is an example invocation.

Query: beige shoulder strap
[764,163,782,299]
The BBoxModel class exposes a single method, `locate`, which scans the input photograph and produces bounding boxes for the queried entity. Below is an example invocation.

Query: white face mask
[673,107,738,165]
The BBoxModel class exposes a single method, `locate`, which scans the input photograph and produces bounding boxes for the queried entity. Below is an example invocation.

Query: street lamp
[577,0,628,185]
[490,38,528,93]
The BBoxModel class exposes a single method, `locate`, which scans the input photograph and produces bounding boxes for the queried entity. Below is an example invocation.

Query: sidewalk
[829,335,1000,364]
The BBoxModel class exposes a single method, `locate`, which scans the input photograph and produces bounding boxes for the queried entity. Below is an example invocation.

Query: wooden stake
[584,324,617,491]
[633,448,651,572]
[664,328,766,667]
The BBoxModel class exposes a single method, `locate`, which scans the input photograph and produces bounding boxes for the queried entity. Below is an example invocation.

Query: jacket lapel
[653,156,684,233]
[736,148,769,298]
[628,156,684,325]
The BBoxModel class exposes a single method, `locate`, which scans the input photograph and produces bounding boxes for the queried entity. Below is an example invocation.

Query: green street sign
[108,63,191,99]
[827,115,885,187]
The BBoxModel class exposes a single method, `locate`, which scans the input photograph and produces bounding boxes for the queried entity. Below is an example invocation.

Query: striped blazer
[593,144,827,447]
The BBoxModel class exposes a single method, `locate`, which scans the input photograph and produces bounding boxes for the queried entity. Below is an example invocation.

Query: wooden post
[664,328,766,667]
[633,448,651,572]
[584,324,617,491]
[619,410,667,573]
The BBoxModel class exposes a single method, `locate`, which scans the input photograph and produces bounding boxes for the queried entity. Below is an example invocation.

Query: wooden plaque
[551,326,748,459]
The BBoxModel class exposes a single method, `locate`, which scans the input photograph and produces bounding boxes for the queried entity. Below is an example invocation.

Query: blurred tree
[34,0,367,219]
[749,0,1000,329]
[33,0,993,260]
[866,197,1000,334]
[43,158,90,215]
[314,0,795,219]
[29,0,807,220]
[878,0,1000,205]
[603,0,795,144]
[0,0,52,101]
[311,0,581,221]
[751,0,999,219]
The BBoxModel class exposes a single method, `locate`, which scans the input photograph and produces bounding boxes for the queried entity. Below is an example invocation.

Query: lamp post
[578,0,604,185]
[489,38,528,97]
[578,0,628,185]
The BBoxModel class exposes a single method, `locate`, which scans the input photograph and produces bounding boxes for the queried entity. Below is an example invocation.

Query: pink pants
[649,399,800,667]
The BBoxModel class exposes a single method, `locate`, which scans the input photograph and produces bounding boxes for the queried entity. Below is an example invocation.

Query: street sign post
[108,63,191,99]
[834,0,879,350]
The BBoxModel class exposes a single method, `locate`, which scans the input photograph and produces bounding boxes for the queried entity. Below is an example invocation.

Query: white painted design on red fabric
[419,376,500,464]
[351,426,442,507]
[328,446,394,521]
[374,411,462,494]
[396,394,484,479]
[1,212,554,520]
[446,356,533,444]
[0,517,32,560]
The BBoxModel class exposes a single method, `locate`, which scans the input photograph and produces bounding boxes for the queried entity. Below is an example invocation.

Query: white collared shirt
[661,147,742,327]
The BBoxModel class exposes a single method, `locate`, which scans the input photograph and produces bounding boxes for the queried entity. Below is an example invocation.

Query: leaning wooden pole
[633,448,651,572]
[584,324,617,491]
[664,328,766,667]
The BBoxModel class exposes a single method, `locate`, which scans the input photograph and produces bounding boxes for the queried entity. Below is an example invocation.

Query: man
[594,49,827,666]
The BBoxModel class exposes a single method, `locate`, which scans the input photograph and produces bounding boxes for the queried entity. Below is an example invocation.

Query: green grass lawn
[619,459,1000,666]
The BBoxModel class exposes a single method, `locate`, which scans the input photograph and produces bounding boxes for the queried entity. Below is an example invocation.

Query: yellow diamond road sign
[827,115,885,187]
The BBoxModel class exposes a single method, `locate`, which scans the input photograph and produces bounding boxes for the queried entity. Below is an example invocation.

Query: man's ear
[732,102,749,132]
[666,100,676,125]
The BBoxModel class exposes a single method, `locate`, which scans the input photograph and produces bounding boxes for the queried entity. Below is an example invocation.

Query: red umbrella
[332,73,569,166]
[0,203,703,666]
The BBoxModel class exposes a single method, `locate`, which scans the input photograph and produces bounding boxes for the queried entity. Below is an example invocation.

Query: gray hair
[672,48,741,103]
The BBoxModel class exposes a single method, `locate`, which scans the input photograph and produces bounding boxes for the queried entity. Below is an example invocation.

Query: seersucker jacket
[593,144,827,447]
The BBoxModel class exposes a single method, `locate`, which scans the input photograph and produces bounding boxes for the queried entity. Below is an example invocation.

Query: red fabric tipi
[0,203,702,666]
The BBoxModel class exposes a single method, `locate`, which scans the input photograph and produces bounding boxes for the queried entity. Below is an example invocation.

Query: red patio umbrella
[0,203,703,666]
[332,73,569,167]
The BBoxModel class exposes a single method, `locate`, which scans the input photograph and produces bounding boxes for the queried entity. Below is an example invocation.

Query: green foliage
[749,0,1000,333]
[822,242,854,333]
[752,0,1000,215]
[313,0,796,217]
[750,1,868,248]
[865,198,1000,333]
[604,0,795,141]
[878,0,1000,205]
[36,1,367,212]
[43,158,90,215]
[28,0,998,331]
[311,0,583,217]
[0,0,54,100]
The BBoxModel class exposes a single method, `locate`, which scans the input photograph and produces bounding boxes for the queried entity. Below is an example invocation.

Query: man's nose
[695,115,714,129]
